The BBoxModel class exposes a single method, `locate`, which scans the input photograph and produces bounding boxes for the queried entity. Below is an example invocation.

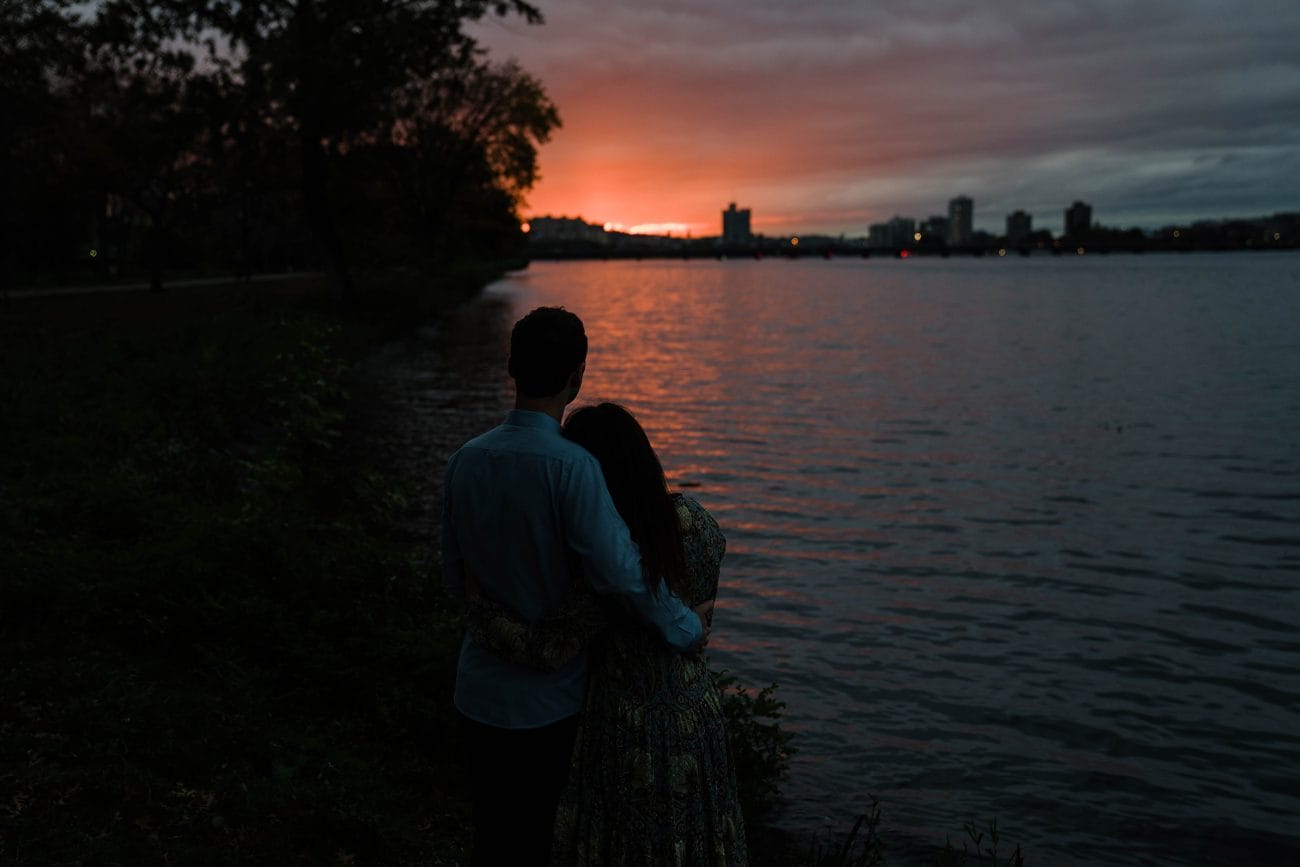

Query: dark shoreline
[1,271,821,864]
[526,244,1299,262]
[1,274,485,864]
[344,288,823,864]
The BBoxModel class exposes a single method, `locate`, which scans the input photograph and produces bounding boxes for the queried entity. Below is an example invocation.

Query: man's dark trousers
[461,713,580,866]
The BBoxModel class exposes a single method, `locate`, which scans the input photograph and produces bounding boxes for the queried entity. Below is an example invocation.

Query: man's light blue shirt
[442,409,702,728]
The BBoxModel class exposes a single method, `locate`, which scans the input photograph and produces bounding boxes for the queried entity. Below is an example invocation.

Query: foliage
[780,806,1026,867]
[186,0,556,299]
[713,670,797,825]
[933,818,1026,867]
[805,801,887,867]
[3,0,560,296]
[0,284,1032,865]
[0,1,91,290]
[332,57,559,274]
[0,286,469,863]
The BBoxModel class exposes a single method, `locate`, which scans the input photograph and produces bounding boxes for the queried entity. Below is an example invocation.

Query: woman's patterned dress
[467,494,748,866]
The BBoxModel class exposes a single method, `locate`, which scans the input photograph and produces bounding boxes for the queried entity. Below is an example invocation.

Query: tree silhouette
[4,0,557,299]
[188,0,550,302]
[1,1,87,290]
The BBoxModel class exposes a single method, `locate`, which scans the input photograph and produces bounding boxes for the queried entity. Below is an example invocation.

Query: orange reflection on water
[756,609,819,629]
[546,265,743,483]
[734,581,817,606]
[508,260,913,641]
[709,635,780,655]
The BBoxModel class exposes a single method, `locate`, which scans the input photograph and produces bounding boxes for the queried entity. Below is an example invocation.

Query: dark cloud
[474,0,1300,233]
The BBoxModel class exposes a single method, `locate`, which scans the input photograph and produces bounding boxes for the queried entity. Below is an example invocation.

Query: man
[441,306,711,866]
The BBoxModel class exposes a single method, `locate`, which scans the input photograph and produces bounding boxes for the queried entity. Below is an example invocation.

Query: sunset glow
[605,222,699,236]
[473,1,1300,236]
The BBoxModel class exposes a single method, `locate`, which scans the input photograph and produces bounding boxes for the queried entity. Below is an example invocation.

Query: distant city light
[1076,246,1086,255]
[913,232,922,242]
[1275,232,1282,241]
[89,249,98,258]
[1173,230,1181,239]
[790,236,799,246]
[998,248,1006,256]
[520,222,530,233]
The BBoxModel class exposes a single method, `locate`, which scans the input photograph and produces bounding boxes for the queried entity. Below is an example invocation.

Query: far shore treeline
[526,214,1300,262]
[1,0,559,301]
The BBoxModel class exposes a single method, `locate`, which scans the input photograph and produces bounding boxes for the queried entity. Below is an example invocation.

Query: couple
[441,307,748,866]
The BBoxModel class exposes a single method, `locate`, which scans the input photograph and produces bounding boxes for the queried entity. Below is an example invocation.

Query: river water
[419,253,1300,865]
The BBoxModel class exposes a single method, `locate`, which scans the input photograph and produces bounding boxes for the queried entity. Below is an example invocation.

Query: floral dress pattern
[466,494,748,866]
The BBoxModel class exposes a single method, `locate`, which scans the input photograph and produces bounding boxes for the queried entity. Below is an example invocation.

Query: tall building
[888,216,916,247]
[867,223,889,248]
[1006,210,1032,245]
[947,196,973,247]
[1065,201,1092,238]
[868,216,916,248]
[920,215,949,242]
[722,202,752,244]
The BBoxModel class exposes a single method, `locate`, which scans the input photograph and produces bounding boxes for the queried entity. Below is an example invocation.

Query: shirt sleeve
[440,455,465,598]
[561,456,702,652]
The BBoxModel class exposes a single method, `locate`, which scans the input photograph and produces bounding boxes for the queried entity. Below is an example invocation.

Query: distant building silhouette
[920,215,949,243]
[948,196,973,246]
[868,216,916,249]
[722,202,752,244]
[1006,210,1032,245]
[527,216,608,245]
[1065,201,1092,238]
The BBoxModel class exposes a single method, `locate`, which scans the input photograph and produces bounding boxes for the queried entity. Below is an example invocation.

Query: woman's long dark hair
[563,403,687,596]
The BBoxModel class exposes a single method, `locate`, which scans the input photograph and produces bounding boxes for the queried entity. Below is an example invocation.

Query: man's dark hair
[508,307,588,398]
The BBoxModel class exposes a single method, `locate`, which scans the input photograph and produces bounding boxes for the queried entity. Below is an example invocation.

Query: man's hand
[690,599,715,652]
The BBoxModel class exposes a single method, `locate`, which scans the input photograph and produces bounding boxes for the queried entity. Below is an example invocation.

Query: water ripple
[483,256,1300,865]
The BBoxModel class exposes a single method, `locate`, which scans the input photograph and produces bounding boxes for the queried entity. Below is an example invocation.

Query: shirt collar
[505,409,562,433]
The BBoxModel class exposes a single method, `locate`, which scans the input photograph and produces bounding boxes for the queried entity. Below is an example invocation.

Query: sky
[470,0,1300,237]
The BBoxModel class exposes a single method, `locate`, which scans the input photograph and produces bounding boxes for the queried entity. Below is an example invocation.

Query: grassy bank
[1,277,484,864]
[2,275,1021,866]
[1,274,802,865]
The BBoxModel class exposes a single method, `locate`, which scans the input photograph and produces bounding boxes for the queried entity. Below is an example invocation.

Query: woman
[466,402,747,866]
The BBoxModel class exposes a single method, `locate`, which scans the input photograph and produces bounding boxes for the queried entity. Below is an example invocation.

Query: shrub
[713,670,796,824]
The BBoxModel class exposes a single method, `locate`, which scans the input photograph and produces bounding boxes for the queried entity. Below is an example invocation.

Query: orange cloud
[475,1,1300,234]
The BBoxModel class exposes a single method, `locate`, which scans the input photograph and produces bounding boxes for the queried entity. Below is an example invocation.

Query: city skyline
[531,193,1295,244]
[471,1,1300,237]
